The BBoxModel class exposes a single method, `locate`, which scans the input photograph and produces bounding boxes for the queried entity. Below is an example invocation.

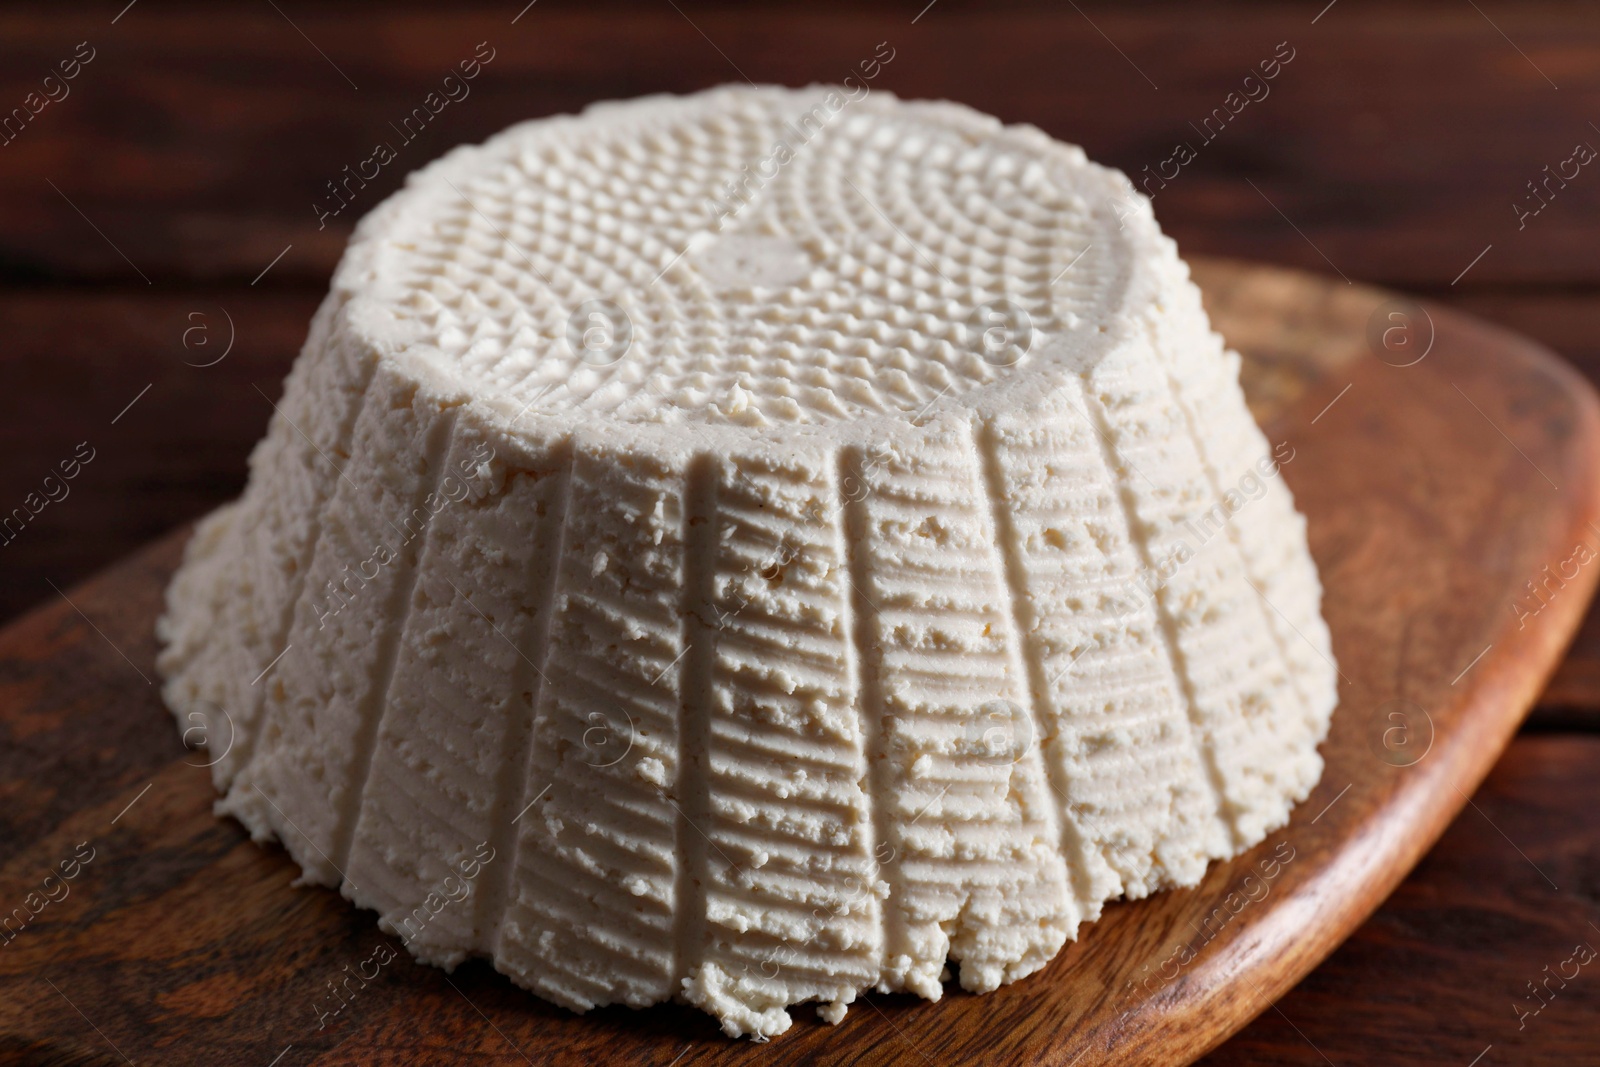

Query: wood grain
[0,289,321,623]
[0,260,1596,1065]
[1,2,1597,289]
[1199,735,1600,1066]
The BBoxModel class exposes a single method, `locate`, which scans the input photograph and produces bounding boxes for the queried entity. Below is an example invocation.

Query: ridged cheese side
[981,380,1230,902]
[495,444,686,1009]
[845,414,1076,1001]
[344,418,570,965]
[680,449,880,1038]
[1152,262,1337,752]
[224,359,458,882]
[157,295,373,792]
[1088,333,1311,848]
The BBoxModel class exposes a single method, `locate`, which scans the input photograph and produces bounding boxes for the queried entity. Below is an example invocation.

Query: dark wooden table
[2,2,1598,1063]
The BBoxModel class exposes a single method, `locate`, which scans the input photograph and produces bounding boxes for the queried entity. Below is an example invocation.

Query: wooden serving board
[2,258,1598,1067]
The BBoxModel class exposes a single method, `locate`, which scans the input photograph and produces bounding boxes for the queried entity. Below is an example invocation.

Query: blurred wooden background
[2,1,1599,1063]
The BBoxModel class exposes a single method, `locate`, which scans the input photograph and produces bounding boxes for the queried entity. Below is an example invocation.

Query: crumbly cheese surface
[156,86,1337,1040]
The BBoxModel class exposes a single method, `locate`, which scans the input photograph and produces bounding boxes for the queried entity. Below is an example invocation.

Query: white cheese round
[156,85,1337,1040]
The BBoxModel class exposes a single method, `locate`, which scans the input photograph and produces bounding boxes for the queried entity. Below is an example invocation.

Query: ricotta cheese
[156,85,1337,1039]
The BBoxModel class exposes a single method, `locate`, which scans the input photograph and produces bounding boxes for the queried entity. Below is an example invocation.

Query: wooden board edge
[1161,293,1600,1067]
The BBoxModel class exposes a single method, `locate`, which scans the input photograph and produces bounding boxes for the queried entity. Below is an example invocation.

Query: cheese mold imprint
[156,85,1337,1040]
